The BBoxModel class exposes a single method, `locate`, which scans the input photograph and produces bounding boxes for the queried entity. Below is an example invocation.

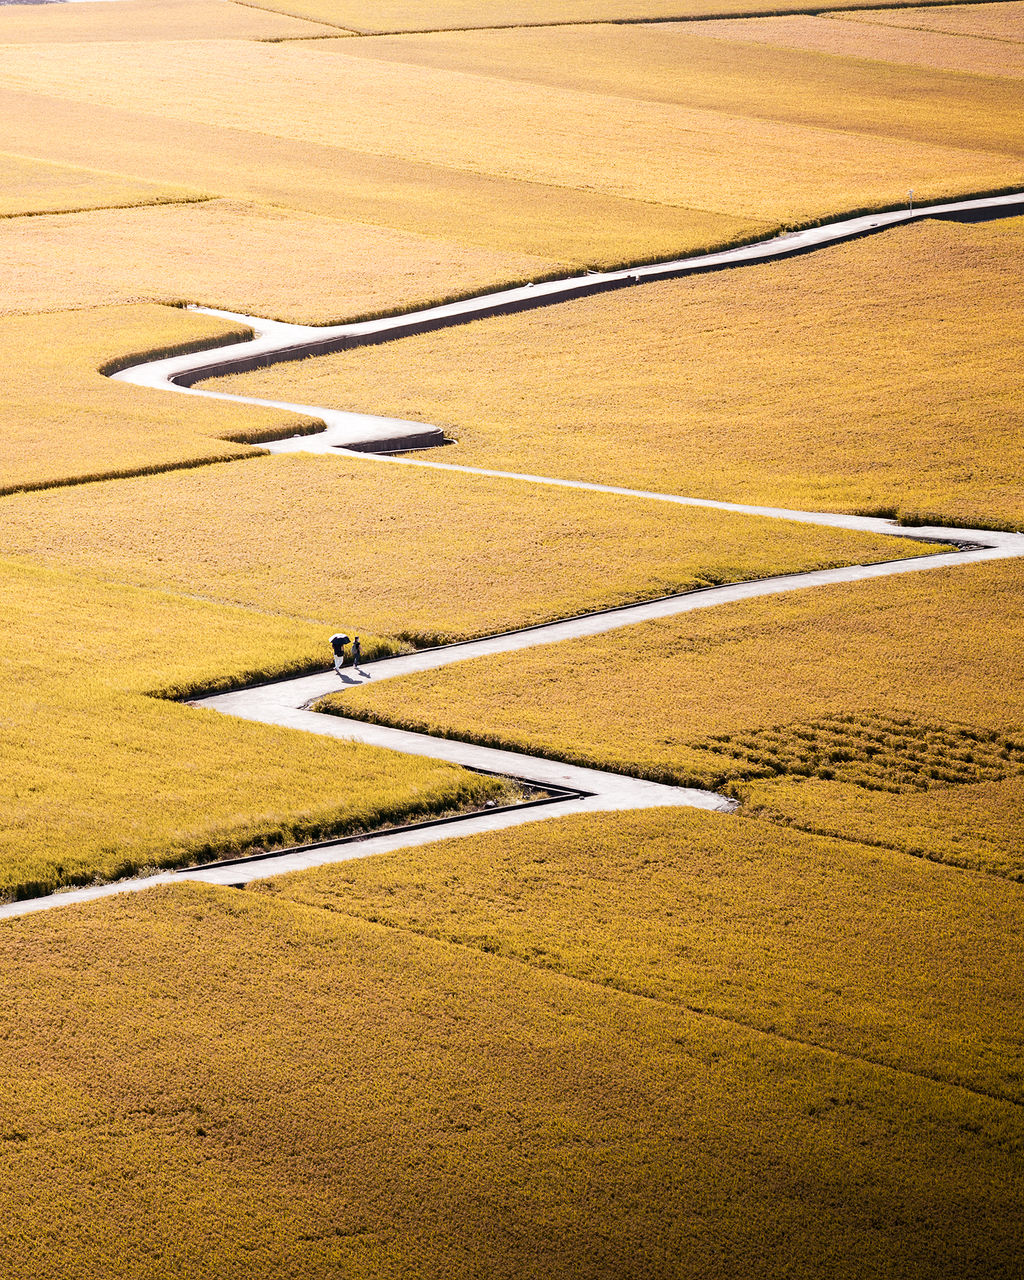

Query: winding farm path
[3,190,1021,921]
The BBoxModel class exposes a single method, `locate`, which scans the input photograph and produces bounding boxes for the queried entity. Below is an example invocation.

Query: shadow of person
[337,673,364,685]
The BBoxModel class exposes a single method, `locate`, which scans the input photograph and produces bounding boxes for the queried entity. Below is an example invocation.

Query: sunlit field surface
[0,882,1019,1279]
[267,806,1024,1103]
[330,559,1024,879]
[0,453,937,642]
[0,559,504,902]
[239,0,1001,33]
[217,216,1024,528]
[836,1,1024,41]
[689,9,1024,77]
[344,21,1024,153]
[0,151,198,218]
[0,305,321,493]
[0,0,338,41]
[0,198,563,321]
[0,38,1017,224]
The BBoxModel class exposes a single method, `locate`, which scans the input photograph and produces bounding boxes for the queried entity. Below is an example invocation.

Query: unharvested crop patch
[0,197,563,322]
[688,10,1024,78]
[0,304,322,493]
[266,805,1024,1102]
[0,880,1019,1279]
[0,38,1017,223]
[0,150,200,218]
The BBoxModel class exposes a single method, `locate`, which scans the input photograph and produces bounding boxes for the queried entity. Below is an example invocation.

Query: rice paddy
[690,10,1024,78]
[0,197,564,322]
[0,452,938,643]
[0,557,507,902]
[215,214,1024,529]
[327,558,1024,879]
[1,0,1021,1271]
[0,304,319,494]
[265,806,1024,1103]
[0,879,1018,1279]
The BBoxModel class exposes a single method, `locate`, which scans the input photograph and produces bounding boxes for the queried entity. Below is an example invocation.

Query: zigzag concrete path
[3,192,1021,920]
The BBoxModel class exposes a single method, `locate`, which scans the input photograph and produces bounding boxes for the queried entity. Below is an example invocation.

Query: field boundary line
[238,0,1024,39]
[290,894,1024,1110]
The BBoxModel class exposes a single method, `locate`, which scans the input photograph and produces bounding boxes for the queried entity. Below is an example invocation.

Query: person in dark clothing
[330,633,350,676]
[350,637,362,671]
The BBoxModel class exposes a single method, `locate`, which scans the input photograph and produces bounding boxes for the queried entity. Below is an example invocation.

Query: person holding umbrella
[329,632,350,677]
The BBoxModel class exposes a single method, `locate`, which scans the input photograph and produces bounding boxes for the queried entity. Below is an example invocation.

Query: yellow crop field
[835,2,1024,42]
[689,13,1024,78]
[0,881,1020,1279]
[0,150,201,218]
[0,304,326,494]
[0,40,1018,225]
[744,773,1024,880]
[267,806,1024,1103]
[0,197,564,322]
[239,0,985,34]
[218,215,1024,529]
[0,0,338,42]
[330,558,1024,878]
[0,85,755,266]
[0,452,939,643]
[0,557,506,901]
[347,23,1024,154]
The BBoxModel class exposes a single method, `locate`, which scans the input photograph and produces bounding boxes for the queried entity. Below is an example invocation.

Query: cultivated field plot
[689,8,1024,78]
[0,558,504,902]
[0,39,1017,224]
[0,0,338,42]
[344,21,1024,153]
[268,806,1024,1103]
[0,881,1019,1280]
[0,151,198,219]
[0,198,563,321]
[218,215,1024,528]
[0,304,321,494]
[241,0,993,34]
[0,453,937,642]
[330,558,1024,878]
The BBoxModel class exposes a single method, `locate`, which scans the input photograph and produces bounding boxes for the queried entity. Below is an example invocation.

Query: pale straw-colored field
[0,198,564,320]
[688,10,1024,77]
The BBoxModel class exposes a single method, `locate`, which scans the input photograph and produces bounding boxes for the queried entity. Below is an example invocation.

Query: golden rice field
[0,304,322,494]
[0,557,506,902]
[837,1,1024,42]
[218,215,1024,528]
[266,806,1024,1103]
[0,452,938,643]
[0,84,752,267]
[0,197,564,321]
[0,880,1019,1280]
[690,11,1024,78]
[346,22,1024,153]
[744,773,1024,880]
[0,0,337,42]
[1,38,1017,224]
[0,151,199,219]
[241,0,991,34]
[329,558,1024,878]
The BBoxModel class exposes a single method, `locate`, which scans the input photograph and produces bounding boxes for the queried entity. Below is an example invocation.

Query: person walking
[350,636,362,671]
[329,633,350,677]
